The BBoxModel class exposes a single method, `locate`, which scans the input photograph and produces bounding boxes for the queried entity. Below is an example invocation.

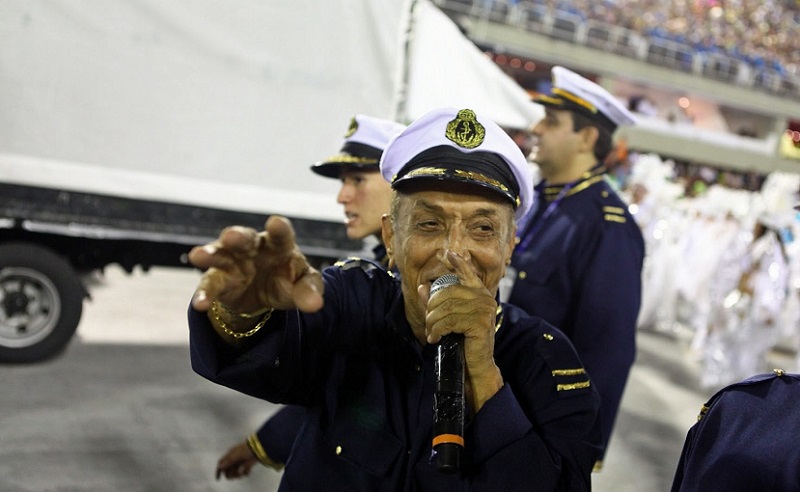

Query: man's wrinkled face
[382,183,516,329]
[337,168,393,240]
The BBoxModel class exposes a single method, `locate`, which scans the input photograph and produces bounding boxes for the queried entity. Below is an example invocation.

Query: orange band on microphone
[432,434,464,447]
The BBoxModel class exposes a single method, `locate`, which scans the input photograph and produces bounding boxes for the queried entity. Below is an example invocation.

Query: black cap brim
[311,141,384,179]
[310,159,380,178]
[391,145,520,209]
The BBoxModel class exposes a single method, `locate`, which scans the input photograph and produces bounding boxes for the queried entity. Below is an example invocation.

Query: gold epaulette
[697,403,710,422]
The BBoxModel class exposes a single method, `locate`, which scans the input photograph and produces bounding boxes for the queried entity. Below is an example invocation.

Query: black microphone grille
[430,274,460,296]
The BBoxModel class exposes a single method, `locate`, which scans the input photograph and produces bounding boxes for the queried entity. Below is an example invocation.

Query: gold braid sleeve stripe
[604,214,627,223]
[552,368,590,391]
[557,381,591,391]
[247,434,285,471]
[551,368,586,376]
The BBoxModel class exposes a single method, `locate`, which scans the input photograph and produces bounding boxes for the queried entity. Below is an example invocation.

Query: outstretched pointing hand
[189,216,324,315]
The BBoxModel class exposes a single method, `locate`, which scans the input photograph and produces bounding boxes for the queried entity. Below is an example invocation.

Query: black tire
[0,243,85,363]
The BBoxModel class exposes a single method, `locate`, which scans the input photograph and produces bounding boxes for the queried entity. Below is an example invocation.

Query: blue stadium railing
[433,0,800,100]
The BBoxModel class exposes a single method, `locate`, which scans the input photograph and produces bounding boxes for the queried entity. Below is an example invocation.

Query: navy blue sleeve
[570,217,643,451]
[188,262,391,404]
[461,310,603,491]
[253,405,307,465]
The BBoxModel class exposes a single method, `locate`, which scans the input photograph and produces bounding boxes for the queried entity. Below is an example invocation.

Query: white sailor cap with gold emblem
[311,114,407,178]
[380,107,533,221]
[535,66,636,130]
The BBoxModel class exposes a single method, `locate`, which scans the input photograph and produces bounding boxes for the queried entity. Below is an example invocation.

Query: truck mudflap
[0,243,85,363]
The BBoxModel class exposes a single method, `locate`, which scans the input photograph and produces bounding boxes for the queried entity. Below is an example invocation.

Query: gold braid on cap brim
[551,88,598,114]
[321,154,379,164]
[397,166,520,208]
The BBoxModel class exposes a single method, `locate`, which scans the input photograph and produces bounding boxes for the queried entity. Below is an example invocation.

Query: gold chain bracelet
[216,301,273,319]
[211,301,274,338]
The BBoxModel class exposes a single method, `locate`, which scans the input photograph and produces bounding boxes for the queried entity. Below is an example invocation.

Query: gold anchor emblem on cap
[446,109,485,149]
[344,117,358,138]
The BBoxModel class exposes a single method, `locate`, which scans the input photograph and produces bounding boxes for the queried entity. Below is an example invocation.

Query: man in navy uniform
[188,107,602,490]
[671,369,800,491]
[215,115,406,479]
[507,66,645,465]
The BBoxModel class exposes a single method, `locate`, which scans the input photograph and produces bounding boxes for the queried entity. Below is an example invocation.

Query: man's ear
[578,125,599,153]
[505,222,517,265]
[381,214,394,258]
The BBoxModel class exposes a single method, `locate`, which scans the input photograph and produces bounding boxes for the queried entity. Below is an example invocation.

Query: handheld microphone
[430,274,465,473]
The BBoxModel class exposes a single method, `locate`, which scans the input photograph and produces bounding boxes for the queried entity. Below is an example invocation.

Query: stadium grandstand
[432,0,800,188]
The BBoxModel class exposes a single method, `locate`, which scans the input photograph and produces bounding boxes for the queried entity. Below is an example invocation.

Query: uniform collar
[539,164,606,202]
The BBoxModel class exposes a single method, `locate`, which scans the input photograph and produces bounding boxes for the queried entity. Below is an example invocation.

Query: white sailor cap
[311,114,407,178]
[380,107,533,221]
[535,66,636,130]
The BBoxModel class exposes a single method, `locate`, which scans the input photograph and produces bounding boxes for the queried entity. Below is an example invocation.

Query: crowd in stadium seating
[523,0,800,78]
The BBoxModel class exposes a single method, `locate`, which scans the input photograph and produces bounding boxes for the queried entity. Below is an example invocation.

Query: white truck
[0,0,540,362]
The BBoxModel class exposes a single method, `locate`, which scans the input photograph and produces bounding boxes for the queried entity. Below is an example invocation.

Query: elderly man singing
[187,107,602,491]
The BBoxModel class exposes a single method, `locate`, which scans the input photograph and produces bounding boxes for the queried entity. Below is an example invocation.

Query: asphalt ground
[1,265,720,492]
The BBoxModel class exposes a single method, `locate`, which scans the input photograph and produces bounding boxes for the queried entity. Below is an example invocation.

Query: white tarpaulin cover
[0,0,540,222]
[400,0,543,129]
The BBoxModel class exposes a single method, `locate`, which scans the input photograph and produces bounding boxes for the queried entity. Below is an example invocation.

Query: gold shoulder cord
[210,301,274,338]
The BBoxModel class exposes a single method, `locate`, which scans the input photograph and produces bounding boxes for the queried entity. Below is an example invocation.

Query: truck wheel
[0,243,85,363]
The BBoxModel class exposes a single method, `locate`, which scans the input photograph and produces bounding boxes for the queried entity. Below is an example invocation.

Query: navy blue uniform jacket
[671,371,800,492]
[509,167,645,453]
[190,260,602,491]
[251,244,393,465]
